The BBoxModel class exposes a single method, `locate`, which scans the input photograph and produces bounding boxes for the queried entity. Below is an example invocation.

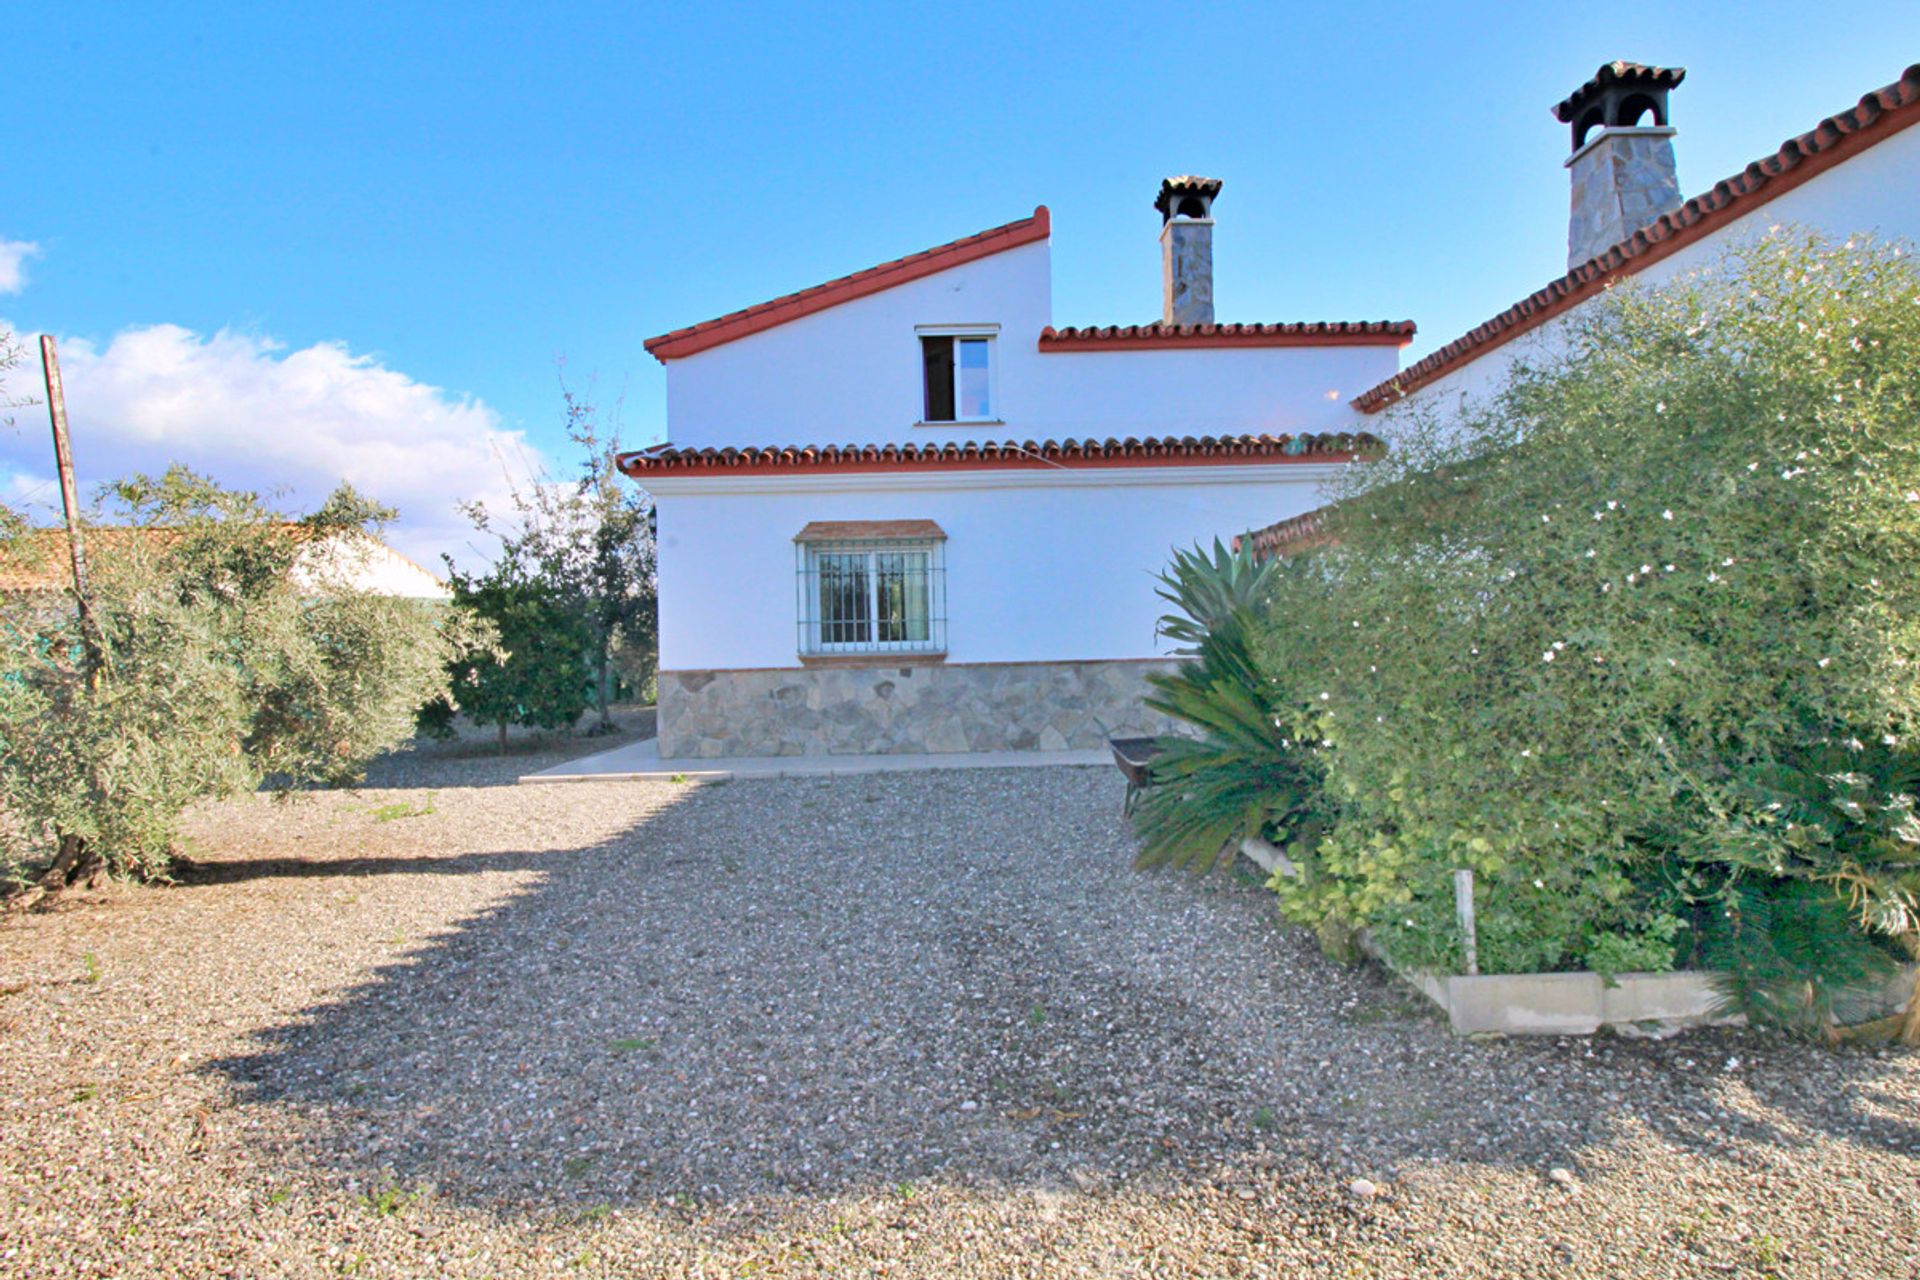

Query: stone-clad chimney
[1554,62,1686,271]
[1156,176,1220,326]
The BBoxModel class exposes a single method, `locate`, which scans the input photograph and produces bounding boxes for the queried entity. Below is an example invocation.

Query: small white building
[623,180,1411,758]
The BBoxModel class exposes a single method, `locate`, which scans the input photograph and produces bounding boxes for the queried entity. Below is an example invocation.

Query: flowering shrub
[1247,233,1920,1034]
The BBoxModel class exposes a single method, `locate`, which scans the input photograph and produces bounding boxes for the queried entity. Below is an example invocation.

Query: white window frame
[796,539,948,657]
[915,323,1000,425]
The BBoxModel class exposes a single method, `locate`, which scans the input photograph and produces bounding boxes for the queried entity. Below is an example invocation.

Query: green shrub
[1232,231,1920,1035]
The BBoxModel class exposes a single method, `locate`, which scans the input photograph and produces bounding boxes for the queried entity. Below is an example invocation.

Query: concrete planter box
[1353,930,1740,1036]
[1240,838,1915,1038]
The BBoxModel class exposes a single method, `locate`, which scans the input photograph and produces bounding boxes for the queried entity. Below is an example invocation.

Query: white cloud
[0,323,537,572]
[0,240,40,295]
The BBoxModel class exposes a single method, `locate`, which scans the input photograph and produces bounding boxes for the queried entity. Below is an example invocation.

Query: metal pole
[1454,868,1479,977]
[39,335,98,657]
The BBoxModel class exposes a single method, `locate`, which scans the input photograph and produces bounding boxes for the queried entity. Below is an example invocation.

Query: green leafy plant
[360,1183,418,1218]
[1131,540,1334,873]
[369,797,434,823]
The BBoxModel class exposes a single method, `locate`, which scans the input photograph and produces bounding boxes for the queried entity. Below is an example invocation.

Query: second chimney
[1554,62,1686,271]
[1156,176,1221,326]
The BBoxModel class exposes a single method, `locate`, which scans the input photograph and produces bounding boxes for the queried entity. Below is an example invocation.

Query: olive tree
[0,467,466,889]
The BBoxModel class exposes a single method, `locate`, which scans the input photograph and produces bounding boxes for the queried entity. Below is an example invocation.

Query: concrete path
[518,734,1110,783]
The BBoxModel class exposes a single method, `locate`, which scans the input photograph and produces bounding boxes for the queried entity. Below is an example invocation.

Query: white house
[627,58,1920,759]
[622,180,1410,757]
[1243,59,1920,560]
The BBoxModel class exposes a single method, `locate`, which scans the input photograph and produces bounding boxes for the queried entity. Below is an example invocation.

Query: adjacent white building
[1344,61,1920,453]
[1243,59,1920,560]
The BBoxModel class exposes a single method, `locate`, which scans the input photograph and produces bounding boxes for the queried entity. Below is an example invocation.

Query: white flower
[1543,651,1556,662]
[1607,500,1618,510]
[1521,749,1532,758]
[1655,402,1666,414]
[1707,572,1721,583]
[1533,878,1545,889]
[1662,509,1674,520]
[1818,657,1831,668]
[1664,564,1675,573]
[1884,734,1899,747]
[1319,691,1331,700]
[1585,548,1596,558]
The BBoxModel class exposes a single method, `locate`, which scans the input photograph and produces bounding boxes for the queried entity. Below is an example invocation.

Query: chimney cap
[1156,175,1223,223]
[1553,61,1686,122]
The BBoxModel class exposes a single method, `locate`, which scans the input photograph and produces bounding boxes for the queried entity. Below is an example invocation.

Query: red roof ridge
[617,432,1382,477]
[1234,505,1341,561]
[1040,321,1414,352]
[1355,61,1920,414]
[644,207,1051,363]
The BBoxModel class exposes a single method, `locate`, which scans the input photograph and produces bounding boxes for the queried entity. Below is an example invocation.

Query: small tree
[0,467,464,888]
[442,548,592,752]
[455,375,656,733]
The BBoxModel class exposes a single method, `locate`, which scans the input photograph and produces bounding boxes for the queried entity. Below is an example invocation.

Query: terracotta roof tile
[1040,321,1413,352]
[644,208,1051,362]
[793,519,947,542]
[1234,506,1340,561]
[617,433,1382,477]
[1552,61,1687,122]
[0,528,194,595]
[1355,62,1920,414]
[0,526,445,596]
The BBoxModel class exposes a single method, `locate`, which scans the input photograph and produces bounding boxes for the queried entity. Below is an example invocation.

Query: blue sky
[4,3,1914,565]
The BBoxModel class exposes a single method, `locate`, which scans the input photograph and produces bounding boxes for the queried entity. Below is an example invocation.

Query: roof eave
[643,206,1052,363]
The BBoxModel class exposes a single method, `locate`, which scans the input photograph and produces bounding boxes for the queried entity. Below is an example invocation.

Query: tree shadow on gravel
[208,769,1920,1217]
[341,707,658,792]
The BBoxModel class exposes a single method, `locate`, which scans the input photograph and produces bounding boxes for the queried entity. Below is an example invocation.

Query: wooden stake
[1454,868,1479,976]
[40,334,98,660]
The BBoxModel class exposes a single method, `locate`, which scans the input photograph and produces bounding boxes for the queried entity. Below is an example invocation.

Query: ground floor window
[794,522,947,657]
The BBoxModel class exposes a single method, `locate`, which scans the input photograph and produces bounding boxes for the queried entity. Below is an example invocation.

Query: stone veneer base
[659,659,1181,758]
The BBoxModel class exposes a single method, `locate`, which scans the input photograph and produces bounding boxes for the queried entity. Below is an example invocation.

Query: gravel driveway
[2,746,1917,1277]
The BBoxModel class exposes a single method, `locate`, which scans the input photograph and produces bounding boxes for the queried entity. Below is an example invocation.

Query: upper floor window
[918,326,997,423]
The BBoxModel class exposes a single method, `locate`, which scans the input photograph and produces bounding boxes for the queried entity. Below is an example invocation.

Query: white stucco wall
[291,532,451,600]
[1370,120,1920,429]
[649,465,1345,670]
[664,240,1400,448]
